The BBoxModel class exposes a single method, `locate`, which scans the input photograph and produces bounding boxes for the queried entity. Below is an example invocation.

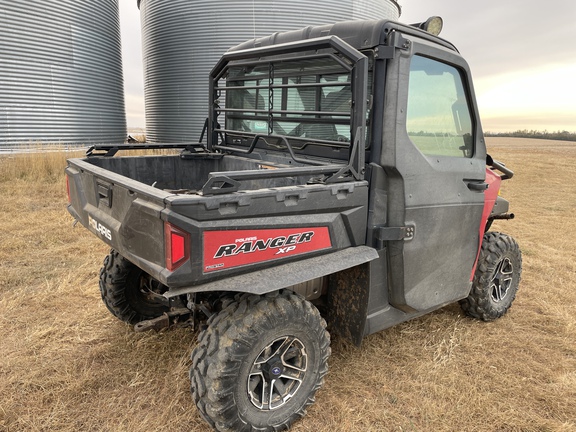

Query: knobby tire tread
[190,291,330,432]
[460,232,522,321]
[99,249,167,325]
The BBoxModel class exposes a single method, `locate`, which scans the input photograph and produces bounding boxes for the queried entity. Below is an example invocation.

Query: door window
[406,55,474,158]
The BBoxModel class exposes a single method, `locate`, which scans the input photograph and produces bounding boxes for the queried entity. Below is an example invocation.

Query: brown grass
[1,137,575,431]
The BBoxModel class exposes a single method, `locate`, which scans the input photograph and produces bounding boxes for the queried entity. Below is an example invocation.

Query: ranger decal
[203,227,331,272]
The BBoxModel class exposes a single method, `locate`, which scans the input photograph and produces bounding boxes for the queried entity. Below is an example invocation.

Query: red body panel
[470,168,502,279]
[203,227,332,273]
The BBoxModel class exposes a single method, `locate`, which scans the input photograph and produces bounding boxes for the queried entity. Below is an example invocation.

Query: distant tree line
[484,130,576,142]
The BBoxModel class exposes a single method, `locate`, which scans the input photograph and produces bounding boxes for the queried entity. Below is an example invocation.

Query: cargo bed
[66,151,369,291]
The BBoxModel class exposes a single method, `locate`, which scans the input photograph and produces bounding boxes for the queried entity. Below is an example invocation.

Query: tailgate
[66,158,171,280]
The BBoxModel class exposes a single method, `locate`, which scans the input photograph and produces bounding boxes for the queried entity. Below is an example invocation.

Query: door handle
[467,181,489,191]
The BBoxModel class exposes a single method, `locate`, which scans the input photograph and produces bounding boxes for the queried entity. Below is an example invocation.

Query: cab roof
[229,19,458,55]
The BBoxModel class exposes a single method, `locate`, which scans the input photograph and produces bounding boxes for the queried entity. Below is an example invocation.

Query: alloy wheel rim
[247,336,307,410]
[490,257,514,303]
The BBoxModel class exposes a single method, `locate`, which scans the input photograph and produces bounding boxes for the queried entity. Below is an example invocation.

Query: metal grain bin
[139,0,401,143]
[0,0,126,146]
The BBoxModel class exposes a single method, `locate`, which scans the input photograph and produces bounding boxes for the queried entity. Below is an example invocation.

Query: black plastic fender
[164,246,378,298]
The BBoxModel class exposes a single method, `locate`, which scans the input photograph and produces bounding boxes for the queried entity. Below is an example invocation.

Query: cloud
[119,2,145,129]
[401,0,576,78]
[476,64,576,111]
[475,63,576,131]
[481,112,575,133]
[125,93,146,130]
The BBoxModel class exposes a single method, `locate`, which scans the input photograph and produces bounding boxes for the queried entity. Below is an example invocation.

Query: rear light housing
[165,222,190,271]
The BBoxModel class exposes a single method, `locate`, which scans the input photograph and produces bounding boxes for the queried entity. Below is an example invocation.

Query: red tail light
[165,222,190,271]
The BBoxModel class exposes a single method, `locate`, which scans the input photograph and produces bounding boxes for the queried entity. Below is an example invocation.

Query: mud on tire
[99,250,169,325]
[460,232,522,321]
[190,290,331,432]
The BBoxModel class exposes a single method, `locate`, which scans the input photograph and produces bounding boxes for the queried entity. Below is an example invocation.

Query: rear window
[224,57,353,144]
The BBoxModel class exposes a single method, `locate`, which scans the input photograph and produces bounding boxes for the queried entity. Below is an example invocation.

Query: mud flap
[327,262,370,346]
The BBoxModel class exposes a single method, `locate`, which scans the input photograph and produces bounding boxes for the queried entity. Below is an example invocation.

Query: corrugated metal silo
[139,0,401,143]
[0,0,126,146]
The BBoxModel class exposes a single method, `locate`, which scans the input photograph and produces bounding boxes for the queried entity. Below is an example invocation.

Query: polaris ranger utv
[66,16,521,432]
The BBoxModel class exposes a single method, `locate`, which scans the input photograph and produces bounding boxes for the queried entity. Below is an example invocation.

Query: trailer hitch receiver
[133,308,193,332]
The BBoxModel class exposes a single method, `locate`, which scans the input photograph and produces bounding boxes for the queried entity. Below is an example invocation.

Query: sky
[118,0,576,133]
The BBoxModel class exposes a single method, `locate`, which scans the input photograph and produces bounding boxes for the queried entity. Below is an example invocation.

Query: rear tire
[99,250,170,324]
[460,232,522,321]
[190,291,331,431]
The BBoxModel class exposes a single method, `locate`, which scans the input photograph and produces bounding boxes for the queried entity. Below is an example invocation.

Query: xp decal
[203,227,331,272]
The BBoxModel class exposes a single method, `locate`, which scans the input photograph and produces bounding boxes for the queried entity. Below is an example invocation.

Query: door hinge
[376,31,411,59]
[375,225,415,241]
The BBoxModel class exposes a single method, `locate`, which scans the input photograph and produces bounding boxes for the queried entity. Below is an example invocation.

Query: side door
[382,35,487,312]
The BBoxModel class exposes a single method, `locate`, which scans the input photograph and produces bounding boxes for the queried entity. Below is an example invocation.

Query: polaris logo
[214,231,314,259]
[89,215,112,241]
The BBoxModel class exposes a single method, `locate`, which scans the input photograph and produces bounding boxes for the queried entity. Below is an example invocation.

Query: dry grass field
[1,137,575,431]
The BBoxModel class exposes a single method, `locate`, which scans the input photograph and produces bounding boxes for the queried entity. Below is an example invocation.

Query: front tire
[99,250,170,324]
[460,232,522,321]
[190,291,331,431]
